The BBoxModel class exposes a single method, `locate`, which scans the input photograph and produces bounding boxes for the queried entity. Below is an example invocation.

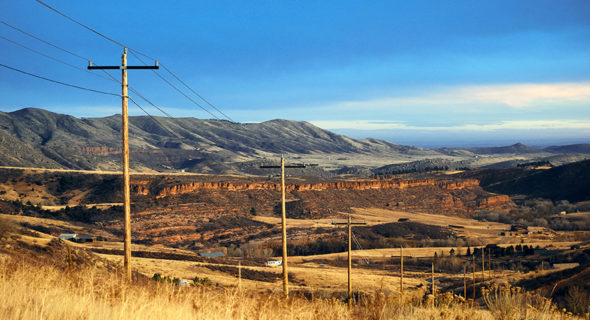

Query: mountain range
[0,108,589,175]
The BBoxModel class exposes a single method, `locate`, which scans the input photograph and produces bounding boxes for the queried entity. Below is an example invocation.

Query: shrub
[565,286,590,315]
[0,216,16,238]
[482,284,553,319]
[192,276,212,287]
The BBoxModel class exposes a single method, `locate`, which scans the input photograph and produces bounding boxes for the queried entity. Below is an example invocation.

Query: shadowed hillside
[461,159,590,202]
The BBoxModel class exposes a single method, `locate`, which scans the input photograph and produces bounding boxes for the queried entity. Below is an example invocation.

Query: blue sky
[1,1,590,147]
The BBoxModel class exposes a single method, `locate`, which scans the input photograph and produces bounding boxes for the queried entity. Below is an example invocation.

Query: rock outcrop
[151,179,480,198]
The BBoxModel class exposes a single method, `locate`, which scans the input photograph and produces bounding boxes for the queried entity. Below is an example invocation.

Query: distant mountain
[544,144,590,154]
[469,143,540,155]
[0,108,441,173]
[1,108,588,175]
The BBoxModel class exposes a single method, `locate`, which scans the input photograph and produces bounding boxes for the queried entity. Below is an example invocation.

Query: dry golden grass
[2,254,581,320]
[0,255,498,320]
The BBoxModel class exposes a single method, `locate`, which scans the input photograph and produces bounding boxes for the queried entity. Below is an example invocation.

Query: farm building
[58,233,96,243]
[74,234,96,243]
[198,252,225,258]
[267,260,282,267]
[58,233,76,241]
[552,263,580,270]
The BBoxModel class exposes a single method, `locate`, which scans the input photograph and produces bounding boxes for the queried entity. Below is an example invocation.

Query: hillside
[461,159,590,202]
[1,108,589,175]
[469,143,540,155]
[0,108,441,174]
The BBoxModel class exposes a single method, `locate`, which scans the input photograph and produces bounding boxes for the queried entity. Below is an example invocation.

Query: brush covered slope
[460,159,590,202]
[0,167,514,251]
[0,108,437,174]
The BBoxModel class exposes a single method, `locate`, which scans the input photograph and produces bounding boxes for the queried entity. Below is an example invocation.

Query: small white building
[552,263,580,270]
[58,233,77,241]
[267,260,282,267]
[177,280,190,287]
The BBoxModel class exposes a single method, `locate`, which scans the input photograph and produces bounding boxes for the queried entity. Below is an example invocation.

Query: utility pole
[488,248,492,279]
[238,261,242,289]
[472,255,476,301]
[332,212,366,308]
[260,156,309,296]
[463,265,467,299]
[431,261,435,297]
[400,246,404,299]
[482,247,485,282]
[88,48,158,282]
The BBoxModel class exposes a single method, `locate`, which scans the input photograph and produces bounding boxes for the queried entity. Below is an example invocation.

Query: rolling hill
[1,108,589,175]
[0,108,440,173]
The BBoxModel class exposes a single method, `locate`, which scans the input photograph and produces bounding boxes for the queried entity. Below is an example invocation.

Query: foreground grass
[0,256,582,320]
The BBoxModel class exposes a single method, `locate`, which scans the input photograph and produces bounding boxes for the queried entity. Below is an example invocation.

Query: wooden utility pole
[67,245,72,270]
[333,212,366,307]
[400,246,404,298]
[463,265,467,299]
[488,248,492,279]
[472,255,476,301]
[260,156,309,296]
[431,262,435,297]
[482,247,485,282]
[88,48,158,282]
[280,155,288,296]
[238,261,242,288]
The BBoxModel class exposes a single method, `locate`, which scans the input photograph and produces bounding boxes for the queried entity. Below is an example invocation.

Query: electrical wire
[160,64,234,122]
[0,63,120,96]
[33,0,233,122]
[0,34,118,83]
[34,0,126,49]
[351,231,371,265]
[0,18,88,61]
[0,62,180,138]
[99,69,175,118]
[31,1,232,121]
[129,50,221,120]
[33,0,156,62]
[1,19,180,121]
[127,96,182,138]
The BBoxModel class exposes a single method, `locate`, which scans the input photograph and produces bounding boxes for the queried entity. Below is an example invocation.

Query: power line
[0,18,88,61]
[101,67,179,135]
[0,34,117,83]
[33,0,156,62]
[34,0,125,48]
[32,1,232,121]
[99,68,175,118]
[1,19,178,120]
[351,231,371,265]
[127,96,181,138]
[0,63,120,96]
[0,62,180,140]
[160,64,234,122]
[129,50,221,120]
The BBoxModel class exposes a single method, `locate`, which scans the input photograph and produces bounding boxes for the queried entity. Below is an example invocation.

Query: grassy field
[2,254,578,320]
[1,210,588,319]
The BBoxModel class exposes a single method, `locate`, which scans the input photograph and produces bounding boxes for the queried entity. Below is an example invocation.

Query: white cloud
[451,83,590,108]
[326,82,590,110]
[310,119,590,132]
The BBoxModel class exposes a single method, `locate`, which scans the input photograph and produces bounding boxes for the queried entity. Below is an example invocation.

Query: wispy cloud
[328,82,590,109]
[451,83,590,107]
[310,119,590,131]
